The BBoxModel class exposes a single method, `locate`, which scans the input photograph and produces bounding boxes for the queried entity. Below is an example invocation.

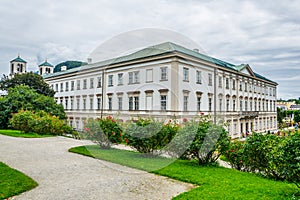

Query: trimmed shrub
[167,116,230,165]
[224,140,245,170]
[124,118,178,155]
[10,110,72,135]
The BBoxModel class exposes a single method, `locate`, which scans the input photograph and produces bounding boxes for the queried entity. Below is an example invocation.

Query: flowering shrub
[223,140,245,170]
[124,118,178,155]
[11,110,73,135]
[83,116,122,149]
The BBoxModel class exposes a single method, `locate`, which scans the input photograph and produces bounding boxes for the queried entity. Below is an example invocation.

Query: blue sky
[0,0,299,99]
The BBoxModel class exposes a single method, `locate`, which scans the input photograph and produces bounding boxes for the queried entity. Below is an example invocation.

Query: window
[219,98,222,112]
[245,100,248,111]
[233,99,236,111]
[60,83,63,92]
[239,80,242,91]
[70,98,74,110]
[196,70,202,84]
[208,73,213,86]
[249,83,252,92]
[128,72,133,84]
[240,100,243,111]
[77,80,80,90]
[108,75,113,87]
[83,79,87,89]
[250,101,253,111]
[76,98,80,110]
[161,95,167,111]
[225,78,229,89]
[83,98,86,110]
[134,96,139,110]
[118,97,122,110]
[65,82,69,91]
[226,99,230,111]
[245,83,248,92]
[255,101,257,111]
[161,67,167,81]
[71,81,74,91]
[208,97,212,112]
[183,67,189,81]
[108,97,112,110]
[197,97,201,111]
[97,76,102,88]
[55,84,58,92]
[90,97,93,110]
[129,97,133,110]
[258,101,261,111]
[65,99,68,109]
[218,76,222,88]
[134,71,139,83]
[90,78,94,89]
[146,69,153,82]
[183,96,188,111]
[118,73,123,85]
[232,79,236,90]
[97,97,101,110]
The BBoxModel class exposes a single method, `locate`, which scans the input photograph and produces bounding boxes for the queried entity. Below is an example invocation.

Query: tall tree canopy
[0,72,55,97]
[0,85,66,129]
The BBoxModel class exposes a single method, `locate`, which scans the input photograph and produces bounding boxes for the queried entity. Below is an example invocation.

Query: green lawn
[0,162,38,199]
[0,129,53,138]
[69,145,300,200]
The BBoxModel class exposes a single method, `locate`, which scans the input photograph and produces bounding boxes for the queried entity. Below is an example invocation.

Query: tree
[0,72,55,97]
[0,85,65,129]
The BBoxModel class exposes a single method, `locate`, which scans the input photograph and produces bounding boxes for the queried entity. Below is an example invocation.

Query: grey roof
[43,42,277,84]
[39,61,53,67]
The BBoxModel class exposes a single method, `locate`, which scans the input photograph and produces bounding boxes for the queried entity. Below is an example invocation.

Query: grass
[69,145,300,200]
[0,162,38,199]
[0,129,54,138]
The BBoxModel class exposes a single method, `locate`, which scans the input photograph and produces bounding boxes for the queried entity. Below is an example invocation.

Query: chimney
[87,58,92,64]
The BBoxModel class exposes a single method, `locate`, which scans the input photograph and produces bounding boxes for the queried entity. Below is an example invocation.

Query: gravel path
[0,134,194,200]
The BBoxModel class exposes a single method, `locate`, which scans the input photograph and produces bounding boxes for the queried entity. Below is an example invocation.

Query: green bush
[224,140,245,170]
[83,116,123,149]
[11,110,71,135]
[280,132,300,188]
[168,117,230,165]
[124,118,178,155]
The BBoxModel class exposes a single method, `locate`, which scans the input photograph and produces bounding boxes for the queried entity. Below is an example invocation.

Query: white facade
[44,42,278,137]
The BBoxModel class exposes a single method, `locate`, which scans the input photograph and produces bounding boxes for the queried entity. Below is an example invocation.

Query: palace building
[38,42,278,137]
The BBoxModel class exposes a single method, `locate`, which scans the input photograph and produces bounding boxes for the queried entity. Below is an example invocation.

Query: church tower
[10,55,27,77]
[39,60,54,75]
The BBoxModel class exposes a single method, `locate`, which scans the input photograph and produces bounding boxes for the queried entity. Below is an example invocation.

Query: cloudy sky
[0,0,299,99]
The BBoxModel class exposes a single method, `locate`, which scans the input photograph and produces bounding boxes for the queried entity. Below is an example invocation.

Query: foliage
[280,132,300,188]
[54,60,87,72]
[168,117,230,165]
[83,116,122,149]
[70,145,299,199]
[0,85,66,129]
[224,140,245,170]
[0,72,55,97]
[11,110,71,135]
[124,118,178,155]
[0,162,38,199]
[223,132,300,188]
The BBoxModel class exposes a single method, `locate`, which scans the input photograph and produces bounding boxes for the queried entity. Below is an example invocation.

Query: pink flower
[240,160,243,163]
[107,116,113,119]
[112,132,115,135]
[183,118,188,122]
[200,112,204,116]
[84,127,89,131]
[125,139,129,143]
[112,119,116,123]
